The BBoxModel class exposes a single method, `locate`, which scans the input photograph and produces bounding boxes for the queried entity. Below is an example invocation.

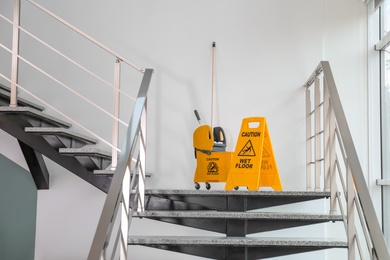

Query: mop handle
[194,110,201,125]
[211,41,216,130]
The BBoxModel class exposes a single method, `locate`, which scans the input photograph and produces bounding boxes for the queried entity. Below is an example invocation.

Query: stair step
[135,211,343,234]
[25,127,97,149]
[0,106,71,128]
[136,210,343,221]
[0,89,45,111]
[142,189,331,211]
[94,169,153,177]
[59,147,111,171]
[128,236,347,259]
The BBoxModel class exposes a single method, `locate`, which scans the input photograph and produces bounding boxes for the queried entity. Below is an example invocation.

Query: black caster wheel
[205,183,211,190]
[195,183,200,190]
[234,186,239,190]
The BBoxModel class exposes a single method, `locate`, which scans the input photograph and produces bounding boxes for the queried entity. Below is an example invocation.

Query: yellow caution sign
[225,117,282,191]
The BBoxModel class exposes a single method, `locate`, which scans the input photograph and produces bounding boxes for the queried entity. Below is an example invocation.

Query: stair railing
[305,61,390,259]
[1,0,145,169]
[88,69,152,260]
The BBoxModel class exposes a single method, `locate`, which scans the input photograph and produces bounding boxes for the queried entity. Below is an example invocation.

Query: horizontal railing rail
[305,61,390,259]
[27,0,144,73]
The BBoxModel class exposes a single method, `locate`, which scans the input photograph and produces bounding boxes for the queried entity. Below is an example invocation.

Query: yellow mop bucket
[192,123,232,190]
[225,117,283,191]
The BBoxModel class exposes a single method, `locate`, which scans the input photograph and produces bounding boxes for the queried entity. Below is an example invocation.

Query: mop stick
[211,41,216,130]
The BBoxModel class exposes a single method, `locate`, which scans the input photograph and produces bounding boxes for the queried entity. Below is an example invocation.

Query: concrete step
[25,127,97,149]
[134,210,343,235]
[128,236,347,259]
[59,147,111,171]
[142,189,331,211]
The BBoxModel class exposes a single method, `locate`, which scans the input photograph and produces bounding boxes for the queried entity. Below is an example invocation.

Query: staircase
[1,81,348,259]
[1,2,389,259]
[0,83,112,192]
[127,189,346,259]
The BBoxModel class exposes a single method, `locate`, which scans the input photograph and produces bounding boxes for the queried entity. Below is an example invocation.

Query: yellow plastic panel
[225,117,282,191]
[194,151,232,183]
[193,125,213,151]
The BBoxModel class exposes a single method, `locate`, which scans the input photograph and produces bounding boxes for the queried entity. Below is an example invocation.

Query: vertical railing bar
[354,189,374,256]
[109,227,121,260]
[306,88,312,191]
[355,231,365,260]
[335,128,348,166]
[323,77,331,192]
[10,0,20,107]
[336,157,347,197]
[347,161,356,260]
[137,105,147,212]
[112,59,121,169]
[337,193,348,231]
[314,78,321,191]
[329,103,337,214]
[119,166,131,260]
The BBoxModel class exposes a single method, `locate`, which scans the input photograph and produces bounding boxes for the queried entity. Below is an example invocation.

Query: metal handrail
[3,0,149,166]
[305,61,390,259]
[0,13,136,102]
[0,43,129,128]
[88,69,153,260]
[0,72,118,151]
[27,0,144,73]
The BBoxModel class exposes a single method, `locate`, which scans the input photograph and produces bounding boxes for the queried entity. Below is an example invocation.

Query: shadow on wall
[0,154,37,260]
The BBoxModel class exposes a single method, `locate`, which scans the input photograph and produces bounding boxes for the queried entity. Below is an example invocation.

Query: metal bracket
[376,179,390,186]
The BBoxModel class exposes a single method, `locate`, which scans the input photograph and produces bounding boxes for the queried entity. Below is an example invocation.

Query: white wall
[0,0,372,259]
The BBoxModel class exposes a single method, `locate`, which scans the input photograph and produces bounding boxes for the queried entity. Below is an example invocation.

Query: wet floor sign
[225,117,282,191]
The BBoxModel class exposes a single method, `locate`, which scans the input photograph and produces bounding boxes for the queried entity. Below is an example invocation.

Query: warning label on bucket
[207,162,219,175]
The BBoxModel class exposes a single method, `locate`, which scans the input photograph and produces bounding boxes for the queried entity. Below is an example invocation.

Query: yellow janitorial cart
[193,110,233,190]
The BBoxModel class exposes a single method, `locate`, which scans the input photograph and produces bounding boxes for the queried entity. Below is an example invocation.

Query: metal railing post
[137,105,147,212]
[120,165,131,260]
[323,77,330,192]
[314,78,321,191]
[306,88,312,191]
[10,0,21,107]
[329,105,337,214]
[347,161,356,260]
[112,59,121,170]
